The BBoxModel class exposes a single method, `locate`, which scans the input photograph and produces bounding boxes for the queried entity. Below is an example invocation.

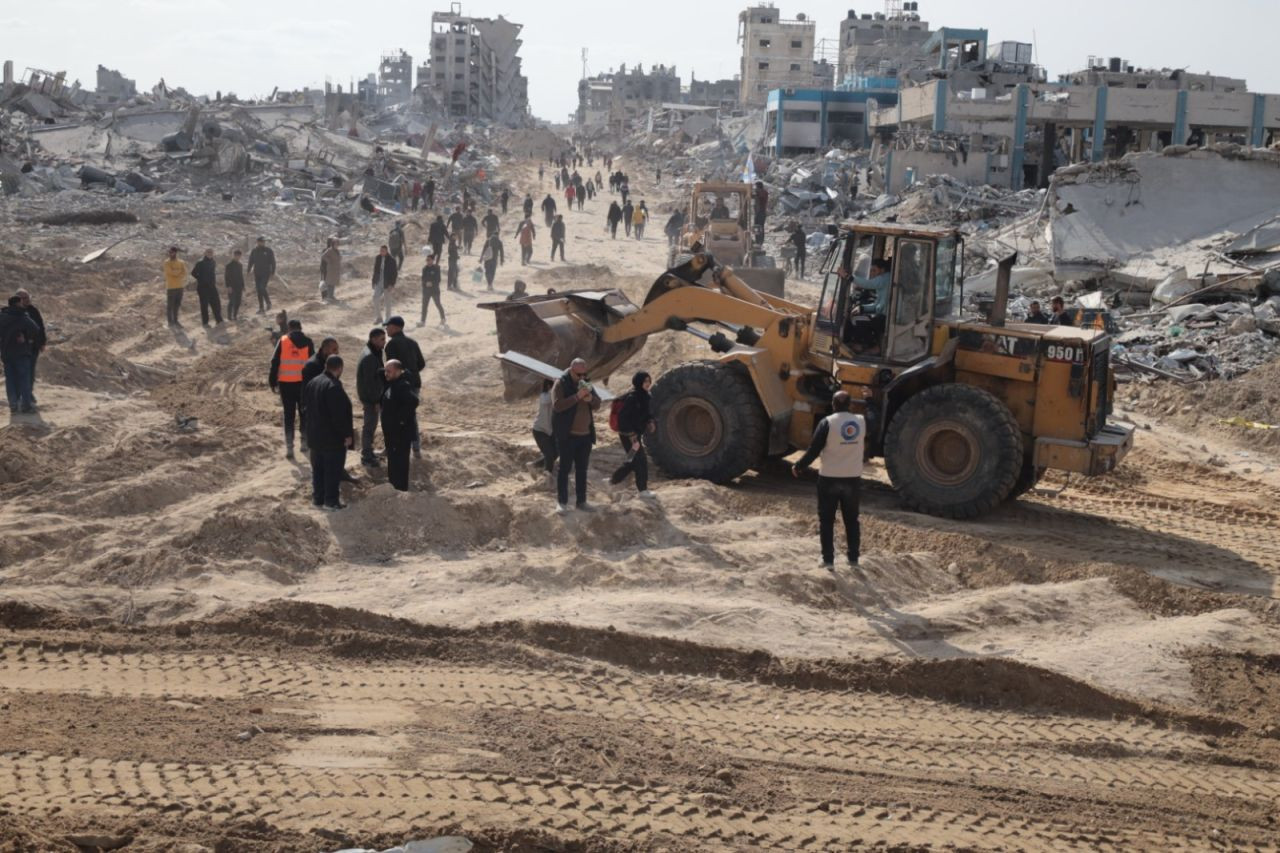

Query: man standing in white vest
[792,390,865,570]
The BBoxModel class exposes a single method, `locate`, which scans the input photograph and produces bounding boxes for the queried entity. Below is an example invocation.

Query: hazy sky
[4,0,1277,121]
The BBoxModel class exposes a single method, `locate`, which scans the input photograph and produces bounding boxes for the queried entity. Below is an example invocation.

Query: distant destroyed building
[577,64,681,129]
[686,75,740,111]
[377,50,414,106]
[95,65,136,102]
[738,5,821,106]
[838,4,933,83]
[426,5,529,126]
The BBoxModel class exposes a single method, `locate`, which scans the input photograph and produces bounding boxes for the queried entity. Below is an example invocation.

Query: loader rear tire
[1009,458,1045,500]
[650,362,768,484]
[884,383,1023,519]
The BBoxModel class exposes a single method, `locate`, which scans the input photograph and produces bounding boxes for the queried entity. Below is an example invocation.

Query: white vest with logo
[819,412,865,478]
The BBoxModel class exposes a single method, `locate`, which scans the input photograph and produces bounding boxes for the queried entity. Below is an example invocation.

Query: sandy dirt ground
[2,153,1280,851]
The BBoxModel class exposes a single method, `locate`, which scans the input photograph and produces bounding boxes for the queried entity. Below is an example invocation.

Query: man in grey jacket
[356,328,387,467]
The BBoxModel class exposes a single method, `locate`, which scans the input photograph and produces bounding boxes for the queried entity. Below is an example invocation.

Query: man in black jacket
[302,337,338,386]
[14,289,45,405]
[247,237,276,314]
[190,249,223,327]
[481,208,501,239]
[383,316,425,458]
[371,245,398,324]
[461,210,479,254]
[420,251,444,325]
[541,193,557,227]
[550,215,566,262]
[1,296,40,413]
[424,177,436,209]
[304,354,354,510]
[427,215,449,260]
[356,328,386,466]
[380,359,420,491]
[607,202,623,239]
[224,250,245,321]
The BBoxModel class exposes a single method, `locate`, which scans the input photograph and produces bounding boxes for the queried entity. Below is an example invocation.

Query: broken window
[760,38,772,48]
[791,40,803,49]
[759,61,770,70]
[790,63,801,71]
[783,110,820,123]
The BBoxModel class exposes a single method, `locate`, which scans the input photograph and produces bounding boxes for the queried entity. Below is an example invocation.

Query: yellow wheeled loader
[483,222,1133,519]
[669,181,786,297]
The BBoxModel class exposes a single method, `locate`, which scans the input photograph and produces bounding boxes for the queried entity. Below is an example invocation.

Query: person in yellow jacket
[163,246,187,327]
[632,202,648,240]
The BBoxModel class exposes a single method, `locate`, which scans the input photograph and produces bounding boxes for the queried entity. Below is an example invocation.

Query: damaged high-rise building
[426,4,529,126]
[738,5,822,107]
[377,50,414,106]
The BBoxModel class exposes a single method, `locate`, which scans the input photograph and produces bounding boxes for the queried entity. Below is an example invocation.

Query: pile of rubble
[1,63,522,237]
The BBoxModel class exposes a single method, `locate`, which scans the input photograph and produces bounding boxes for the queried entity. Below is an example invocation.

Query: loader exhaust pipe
[989,251,1018,327]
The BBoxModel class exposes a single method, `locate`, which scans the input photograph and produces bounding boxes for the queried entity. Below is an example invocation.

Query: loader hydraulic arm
[600,285,798,344]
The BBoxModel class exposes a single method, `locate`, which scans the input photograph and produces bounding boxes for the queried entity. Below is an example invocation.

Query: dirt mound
[1124,355,1280,448]
[174,503,331,577]
[171,599,1230,728]
[330,486,514,558]
[764,553,960,611]
[527,263,616,289]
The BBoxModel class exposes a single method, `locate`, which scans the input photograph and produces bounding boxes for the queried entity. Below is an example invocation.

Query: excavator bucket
[480,289,646,400]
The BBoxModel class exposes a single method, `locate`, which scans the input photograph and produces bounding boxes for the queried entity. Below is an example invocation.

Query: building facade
[426,6,529,125]
[738,5,818,107]
[577,64,681,128]
[377,50,414,106]
[764,84,898,155]
[838,4,933,84]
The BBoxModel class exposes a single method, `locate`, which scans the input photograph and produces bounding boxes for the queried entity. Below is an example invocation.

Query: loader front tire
[650,362,768,484]
[884,383,1023,519]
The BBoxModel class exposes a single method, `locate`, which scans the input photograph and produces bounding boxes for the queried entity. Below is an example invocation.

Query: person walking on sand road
[482,208,500,239]
[622,200,634,237]
[550,214,567,262]
[517,217,537,266]
[383,316,425,459]
[482,231,504,290]
[461,210,479,255]
[609,371,656,497]
[380,358,420,491]
[190,249,223,327]
[542,193,557,227]
[247,236,276,314]
[163,246,187,327]
[420,250,445,325]
[320,238,341,302]
[606,201,623,239]
[446,235,461,292]
[371,245,398,324]
[388,221,407,270]
[791,390,865,570]
[304,354,354,511]
[224,250,245,321]
[632,203,647,240]
[356,328,386,467]
[551,357,602,513]
[523,194,534,219]
[268,318,315,460]
[428,215,448,260]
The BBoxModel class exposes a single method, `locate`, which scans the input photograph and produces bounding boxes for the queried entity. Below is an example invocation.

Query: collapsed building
[424,5,529,126]
[577,64,681,130]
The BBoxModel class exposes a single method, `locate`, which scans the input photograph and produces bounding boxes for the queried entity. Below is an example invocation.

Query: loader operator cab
[814,224,960,366]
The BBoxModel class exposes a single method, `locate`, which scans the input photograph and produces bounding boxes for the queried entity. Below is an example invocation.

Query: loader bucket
[480,289,646,400]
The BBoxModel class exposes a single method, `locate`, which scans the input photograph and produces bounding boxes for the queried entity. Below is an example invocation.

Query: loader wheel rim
[916,420,980,486]
[668,399,724,458]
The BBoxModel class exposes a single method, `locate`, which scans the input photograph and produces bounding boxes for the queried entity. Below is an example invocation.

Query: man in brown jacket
[551,357,601,513]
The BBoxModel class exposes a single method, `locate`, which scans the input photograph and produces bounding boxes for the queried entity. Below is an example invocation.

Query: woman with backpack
[608,371,656,498]
[529,378,558,478]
